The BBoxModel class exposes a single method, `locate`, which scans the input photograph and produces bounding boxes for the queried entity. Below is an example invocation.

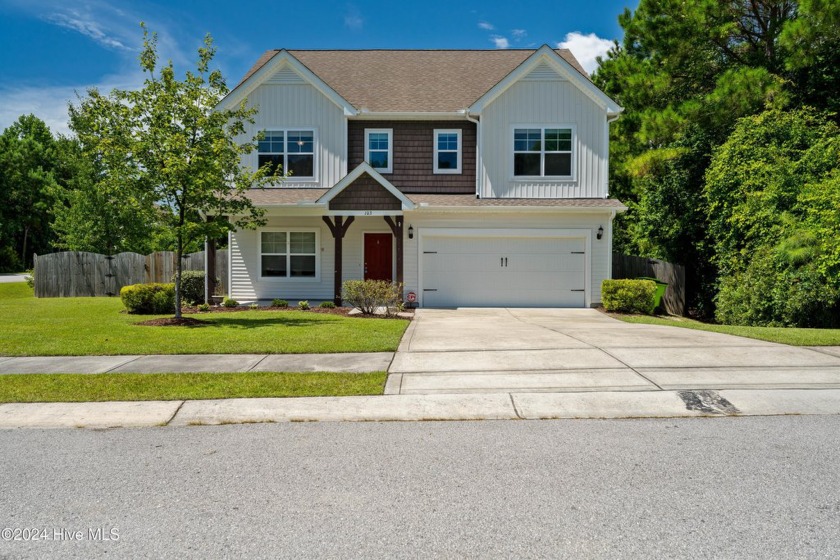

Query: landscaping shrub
[24,268,34,289]
[298,300,310,310]
[602,279,657,314]
[249,303,260,310]
[197,303,210,312]
[172,270,216,305]
[319,301,336,309]
[271,299,288,308]
[342,280,402,316]
[120,283,176,314]
[222,297,238,308]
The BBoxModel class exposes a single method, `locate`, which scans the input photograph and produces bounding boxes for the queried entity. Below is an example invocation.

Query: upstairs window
[434,129,461,174]
[258,129,315,179]
[260,230,319,279]
[513,127,574,178]
[365,129,393,173]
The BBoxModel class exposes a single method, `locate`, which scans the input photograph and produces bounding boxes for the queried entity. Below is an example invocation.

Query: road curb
[1,389,840,429]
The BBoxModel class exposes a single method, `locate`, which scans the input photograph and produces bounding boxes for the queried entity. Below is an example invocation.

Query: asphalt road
[1,417,839,559]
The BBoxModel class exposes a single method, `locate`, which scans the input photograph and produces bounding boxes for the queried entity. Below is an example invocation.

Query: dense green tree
[594,0,837,316]
[0,115,63,271]
[73,25,275,317]
[705,109,840,327]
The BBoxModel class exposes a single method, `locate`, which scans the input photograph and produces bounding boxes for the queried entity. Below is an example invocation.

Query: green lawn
[0,283,407,356]
[613,313,840,346]
[0,371,387,403]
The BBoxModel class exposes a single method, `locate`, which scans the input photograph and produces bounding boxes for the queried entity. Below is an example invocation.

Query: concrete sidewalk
[0,352,394,374]
[1,389,840,429]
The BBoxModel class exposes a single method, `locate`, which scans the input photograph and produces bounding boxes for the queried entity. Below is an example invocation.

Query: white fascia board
[468,45,623,116]
[350,112,466,120]
[316,162,416,210]
[217,50,358,116]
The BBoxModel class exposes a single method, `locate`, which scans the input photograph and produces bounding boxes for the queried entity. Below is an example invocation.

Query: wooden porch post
[383,215,404,287]
[322,215,355,306]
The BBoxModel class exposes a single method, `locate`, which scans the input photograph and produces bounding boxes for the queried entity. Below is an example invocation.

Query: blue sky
[0,0,637,135]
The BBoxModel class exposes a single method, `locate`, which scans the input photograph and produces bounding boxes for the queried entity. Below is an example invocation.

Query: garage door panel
[421,233,587,308]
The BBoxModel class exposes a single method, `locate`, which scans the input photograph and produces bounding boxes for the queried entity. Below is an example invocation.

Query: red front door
[364,233,393,281]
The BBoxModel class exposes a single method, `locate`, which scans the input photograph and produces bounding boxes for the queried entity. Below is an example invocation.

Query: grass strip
[0,371,387,403]
[613,314,840,346]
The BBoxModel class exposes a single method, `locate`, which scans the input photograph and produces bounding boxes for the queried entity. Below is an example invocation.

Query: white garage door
[421,231,587,307]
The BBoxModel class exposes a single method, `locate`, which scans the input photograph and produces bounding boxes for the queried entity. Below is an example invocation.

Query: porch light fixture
[597,226,604,240]
[408,225,414,239]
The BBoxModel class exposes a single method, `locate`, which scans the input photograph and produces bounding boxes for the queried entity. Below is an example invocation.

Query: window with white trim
[260,230,318,278]
[433,129,461,174]
[258,129,315,178]
[365,129,392,173]
[513,127,573,178]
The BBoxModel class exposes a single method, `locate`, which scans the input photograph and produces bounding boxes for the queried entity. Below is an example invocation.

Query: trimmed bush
[602,279,657,314]
[249,303,260,310]
[197,303,210,312]
[271,299,288,308]
[342,280,402,316]
[222,297,238,308]
[172,270,216,305]
[319,301,336,309]
[298,300,310,310]
[120,283,176,314]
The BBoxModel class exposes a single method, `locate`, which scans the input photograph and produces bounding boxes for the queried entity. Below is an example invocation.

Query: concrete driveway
[386,309,840,395]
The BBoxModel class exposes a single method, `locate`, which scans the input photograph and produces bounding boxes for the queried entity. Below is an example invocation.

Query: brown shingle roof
[242,189,625,210]
[236,49,590,113]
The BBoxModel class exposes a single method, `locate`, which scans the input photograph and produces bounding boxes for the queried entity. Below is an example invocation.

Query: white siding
[243,81,346,189]
[229,216,394,302]
[480,80,608,199]
[403,212,613,306]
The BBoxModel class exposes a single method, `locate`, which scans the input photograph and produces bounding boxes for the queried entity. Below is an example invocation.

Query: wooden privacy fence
[612,253,686,316]
[33,250,228,298]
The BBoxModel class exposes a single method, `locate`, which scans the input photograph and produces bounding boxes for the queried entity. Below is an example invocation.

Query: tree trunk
[175,232,183,319]
[21,225,29,269]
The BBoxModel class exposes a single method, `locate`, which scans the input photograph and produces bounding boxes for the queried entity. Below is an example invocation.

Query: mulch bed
[180,305,412,319]
[134,317,209,327]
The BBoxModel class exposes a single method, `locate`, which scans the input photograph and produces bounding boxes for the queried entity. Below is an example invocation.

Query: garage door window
[513,127,574,179]
[260,230,319,279]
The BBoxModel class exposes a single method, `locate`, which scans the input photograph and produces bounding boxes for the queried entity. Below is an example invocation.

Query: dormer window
[434,129,461,174]
[258,129,315,178]
[365,129,392,173]
[513,126,574,178]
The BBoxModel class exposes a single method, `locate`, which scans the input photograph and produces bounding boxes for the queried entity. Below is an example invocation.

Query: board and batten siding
[479,77,609,199]
[243,82,346,189]
[402,212,614,305]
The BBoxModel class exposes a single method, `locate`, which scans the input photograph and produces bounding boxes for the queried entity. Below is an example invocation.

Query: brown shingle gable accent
[348,121,475,194]
[329,174,402,211]
[235,49,590,113]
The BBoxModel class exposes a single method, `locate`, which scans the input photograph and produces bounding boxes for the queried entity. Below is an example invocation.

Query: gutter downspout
[605,113,621,198]
[463,110,481,198]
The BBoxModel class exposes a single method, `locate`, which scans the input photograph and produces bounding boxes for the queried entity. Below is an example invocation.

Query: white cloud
[511,29,527,40]
[557,32,614,74]
[344,5,364,29]
[45,10,130,51]
[478,21,494,30]
[491,36,510,49]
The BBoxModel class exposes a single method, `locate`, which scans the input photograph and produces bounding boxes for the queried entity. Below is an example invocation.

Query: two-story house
[216,46,624,308]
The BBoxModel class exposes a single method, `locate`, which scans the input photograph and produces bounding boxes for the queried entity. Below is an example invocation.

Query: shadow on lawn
[202,315,335,329]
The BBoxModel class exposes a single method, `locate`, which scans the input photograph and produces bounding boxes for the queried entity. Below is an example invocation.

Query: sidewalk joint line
[102,356,142,374]
[246,355,269,372]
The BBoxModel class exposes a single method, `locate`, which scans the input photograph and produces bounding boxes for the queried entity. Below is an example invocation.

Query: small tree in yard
[73,25,275,318]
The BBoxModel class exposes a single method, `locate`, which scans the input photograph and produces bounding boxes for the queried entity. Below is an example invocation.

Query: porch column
[383,215,404,287]
[322,215,355,306]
